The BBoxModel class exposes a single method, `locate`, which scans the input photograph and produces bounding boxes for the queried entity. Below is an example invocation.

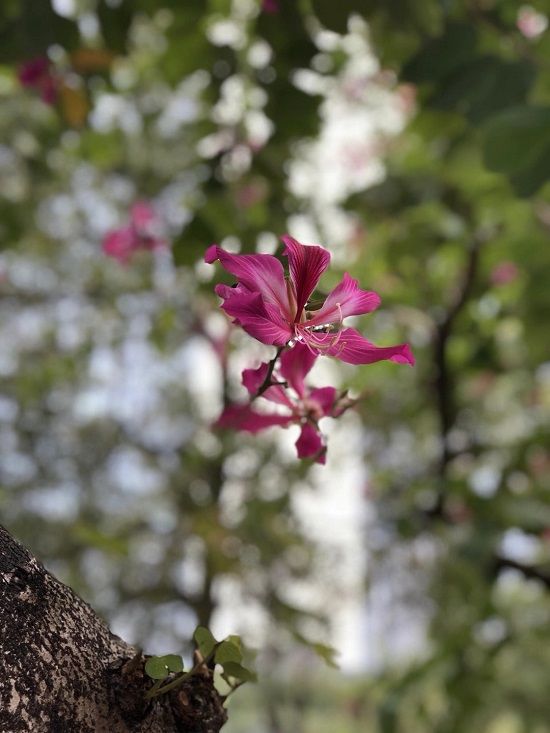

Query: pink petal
[306,273,381,326]
[279,342,317,397]
[40,77,57,105]
[215,286,292,345]
[309,386,337,416]
[130,201,168,249]
[295,423,327,464]
[241,357,296,408]
[102,227,138,263]
[281,235,331,321]
[214,282,240,300]
[490,261,519,286]
[326,327,415,366]
[205,244,290,317]
[18,57,49,86]
[216,404,292,434]
[242,362,270,395]
[130,201,156,232]
[262,384,295,409]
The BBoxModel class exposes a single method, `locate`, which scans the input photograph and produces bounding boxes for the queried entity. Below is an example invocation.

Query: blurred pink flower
[102,226,136,263]
[262,0,280,13]
[517,6,548,38]
[18,56,57,105]
[102,201,168,263]
[397,83,417,115]
[235,181,267,209]
[217,342,336,463]
[490,261,519,286]
[205,235,414,366]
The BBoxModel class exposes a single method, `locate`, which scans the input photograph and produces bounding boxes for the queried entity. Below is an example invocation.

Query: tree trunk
[0,524,228,733]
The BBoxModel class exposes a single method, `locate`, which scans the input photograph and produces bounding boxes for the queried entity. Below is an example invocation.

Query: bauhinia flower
[18,56,57,105]
[205,235,414,366]
[217,342,337,464]
[262,0,280,13]
[102,201,168,263]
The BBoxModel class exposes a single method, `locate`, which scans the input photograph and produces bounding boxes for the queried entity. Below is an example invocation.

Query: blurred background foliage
[1,0,550,731]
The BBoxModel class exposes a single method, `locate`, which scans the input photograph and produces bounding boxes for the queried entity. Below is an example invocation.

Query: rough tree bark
[0,524,228,733]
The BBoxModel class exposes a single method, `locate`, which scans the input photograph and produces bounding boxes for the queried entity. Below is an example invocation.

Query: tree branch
[0,524,227,733]
[431,236,482,518]
[493,556,550,589]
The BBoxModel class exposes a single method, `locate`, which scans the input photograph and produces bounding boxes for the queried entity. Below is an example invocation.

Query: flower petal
[306,273,381,326]
[241,364,294,407]
[102,227,138,263]
[18,57,49,85]
[326,327,415,366]
[241,360,295,407]
[279,342,317,397]
[263,385,295,408]
[215,286,292,345]
[309,386,337,416]
[130,201,156,233]
[242,362,270,395]
[130,201,168,250]
[216,404,292,434]
[281,235,331,321]
[205,244,290,316]
[295,423,327,464]
[40,76,57,105]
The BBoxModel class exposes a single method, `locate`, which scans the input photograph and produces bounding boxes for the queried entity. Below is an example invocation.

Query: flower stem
[252,346,284,399]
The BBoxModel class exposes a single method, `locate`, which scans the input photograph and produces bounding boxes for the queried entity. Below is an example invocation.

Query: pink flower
[490,261,519,286]
[18,56,57,105]
[205,235,414,367]
[130,201,164,244]
[262,0,280,13]
[217,343,336,463]
[517,6,548,39]
[102,201,168,263]
[102,226,137,263]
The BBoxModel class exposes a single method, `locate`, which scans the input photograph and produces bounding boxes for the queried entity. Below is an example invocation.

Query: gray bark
[0,524,227,733]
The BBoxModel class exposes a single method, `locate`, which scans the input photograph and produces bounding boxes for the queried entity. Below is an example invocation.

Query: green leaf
[292,631,340,669]
[162,654,184,673]
[0,0,79,62]
[311,0,363,34]
[144,654,184,680]
[219,661,257,683]
[482,106,550,196]
[379,695,399,733]
[403,23,477,84]
[193,626,217,658]
[257,0,317,71]
[215,640,243,665]
[172,208,219,268]
[310,642,339,669]
[97,0,134,54]
[226,635,243,650]
[429,56,534,124]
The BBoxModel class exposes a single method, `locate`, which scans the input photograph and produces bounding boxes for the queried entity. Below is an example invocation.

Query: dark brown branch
[431,236,482,517]
[493,556,550,589]
[0,524,227,733]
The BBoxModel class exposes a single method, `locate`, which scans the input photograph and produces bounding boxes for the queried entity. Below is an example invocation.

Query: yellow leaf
[70,48,115,74]
[59,83,89,128]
